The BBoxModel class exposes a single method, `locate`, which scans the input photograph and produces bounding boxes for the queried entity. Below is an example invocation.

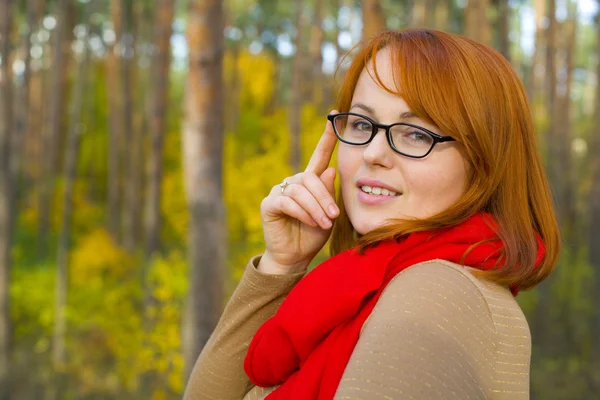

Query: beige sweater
[184,255,532,399]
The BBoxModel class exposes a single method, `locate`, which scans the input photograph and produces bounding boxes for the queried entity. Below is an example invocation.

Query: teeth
[360,185,399,196]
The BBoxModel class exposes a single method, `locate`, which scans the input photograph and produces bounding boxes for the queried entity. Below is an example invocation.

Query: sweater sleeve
[334,261,497,400]
[183,255,306,400]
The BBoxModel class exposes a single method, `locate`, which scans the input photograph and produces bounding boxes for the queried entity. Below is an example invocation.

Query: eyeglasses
[327,112,456,159]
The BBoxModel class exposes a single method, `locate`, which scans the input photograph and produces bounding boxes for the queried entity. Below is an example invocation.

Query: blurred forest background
[0,0,599,398]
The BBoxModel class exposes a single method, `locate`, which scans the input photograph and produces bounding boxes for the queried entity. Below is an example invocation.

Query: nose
[362,127,393,167]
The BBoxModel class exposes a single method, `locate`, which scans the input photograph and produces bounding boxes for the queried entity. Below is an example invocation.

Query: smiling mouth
[359,185,400,197]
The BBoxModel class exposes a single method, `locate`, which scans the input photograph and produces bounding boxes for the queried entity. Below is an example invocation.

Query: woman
[183,29,560,399]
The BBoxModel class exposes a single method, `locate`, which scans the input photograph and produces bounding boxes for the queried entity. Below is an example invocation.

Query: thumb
[320,167,337,196]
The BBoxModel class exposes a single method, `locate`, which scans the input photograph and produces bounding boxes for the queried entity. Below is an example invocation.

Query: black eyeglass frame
[327,112,456,159]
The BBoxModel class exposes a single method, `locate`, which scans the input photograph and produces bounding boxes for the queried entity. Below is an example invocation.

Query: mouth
[359,185,400,197]
[355,178,402,198]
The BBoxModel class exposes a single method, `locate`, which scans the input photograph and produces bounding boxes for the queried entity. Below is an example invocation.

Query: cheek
[337,146,360,191]
[405,162,466,210]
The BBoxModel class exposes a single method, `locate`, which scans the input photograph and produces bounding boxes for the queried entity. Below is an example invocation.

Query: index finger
[305,110,339,175]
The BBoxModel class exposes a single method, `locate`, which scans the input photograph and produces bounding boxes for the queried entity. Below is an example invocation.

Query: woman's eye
[352,121,372,131]
[407,131,429,142]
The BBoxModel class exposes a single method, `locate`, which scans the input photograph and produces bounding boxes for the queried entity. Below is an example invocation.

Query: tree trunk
[52,12,90,393]
[589,0,600,368]
[532,0,557,357]
[26,48,44,193]
[526,0,546,105]
[182,0,225,381]
[545,0,559,214]
[121,0,139,252]
[557,7,577,240]
[0,2,14,397]
[323,0,343,108]
[496,0,510,62]
[464,0,491,45]
[37,0,71,260]
[107,0,124,241]
[13,0,40,214]
[413,0,436,27]
[362,0,386,40]
[309,0,325,108]
[225,40,242,132]
[140,1,174,393]
[289,0,304,172]
[145,0,174,260]
[435,0,449,31]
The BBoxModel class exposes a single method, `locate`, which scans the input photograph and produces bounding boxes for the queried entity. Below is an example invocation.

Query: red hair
[329,29,560,290]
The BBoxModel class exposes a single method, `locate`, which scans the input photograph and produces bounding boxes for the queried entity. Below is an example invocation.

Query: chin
[350,217,388,236]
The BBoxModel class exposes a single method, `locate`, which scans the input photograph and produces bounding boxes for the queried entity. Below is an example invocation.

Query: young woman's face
[337,49,468,235]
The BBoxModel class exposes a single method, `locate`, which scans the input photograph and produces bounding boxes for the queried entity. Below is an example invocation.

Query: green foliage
[12,229,187,398]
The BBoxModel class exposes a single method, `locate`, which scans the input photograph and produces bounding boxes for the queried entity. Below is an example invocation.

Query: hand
[259,111,340,274]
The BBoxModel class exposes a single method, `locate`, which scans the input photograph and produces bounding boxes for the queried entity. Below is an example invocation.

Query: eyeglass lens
[333,114,435,157]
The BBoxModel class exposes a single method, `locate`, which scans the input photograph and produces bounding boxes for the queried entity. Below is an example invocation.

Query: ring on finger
[279,179,290,195]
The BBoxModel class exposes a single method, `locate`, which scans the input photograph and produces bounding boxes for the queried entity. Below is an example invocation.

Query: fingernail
[322,216,332,228]
[328,204,339,216]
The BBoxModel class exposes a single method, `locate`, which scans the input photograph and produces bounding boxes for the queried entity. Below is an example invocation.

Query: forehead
[361,49,399,93]
[352,49,409,115]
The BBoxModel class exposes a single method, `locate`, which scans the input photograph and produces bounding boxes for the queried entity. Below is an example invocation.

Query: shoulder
[364,259,530,338]
[337,260,531,398]
[373,259,530,331]
[360,260,500,340]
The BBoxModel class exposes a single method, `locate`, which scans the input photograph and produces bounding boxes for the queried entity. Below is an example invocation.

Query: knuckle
[260,196,272,210]
[319,193,332,203]
[285,183,296,196]
[276,195,288,208]
[304,172,318,183]
[311,204,327,219]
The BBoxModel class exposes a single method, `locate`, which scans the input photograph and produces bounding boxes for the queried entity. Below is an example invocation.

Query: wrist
[258,252,308,275]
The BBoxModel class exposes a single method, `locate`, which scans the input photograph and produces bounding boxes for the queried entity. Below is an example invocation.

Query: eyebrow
[349,102,416,119]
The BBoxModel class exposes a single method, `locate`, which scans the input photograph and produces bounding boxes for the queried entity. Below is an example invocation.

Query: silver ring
[279,179,290,195]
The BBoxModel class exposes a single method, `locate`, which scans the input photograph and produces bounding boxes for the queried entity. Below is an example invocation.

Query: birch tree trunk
[182,0,225,381]
[0,2,14,397]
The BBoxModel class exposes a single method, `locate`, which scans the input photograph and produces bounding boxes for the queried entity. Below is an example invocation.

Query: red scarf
[244,213,545,399]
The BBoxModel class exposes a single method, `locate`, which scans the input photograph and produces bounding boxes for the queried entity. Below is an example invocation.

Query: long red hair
[329,29,560,290]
